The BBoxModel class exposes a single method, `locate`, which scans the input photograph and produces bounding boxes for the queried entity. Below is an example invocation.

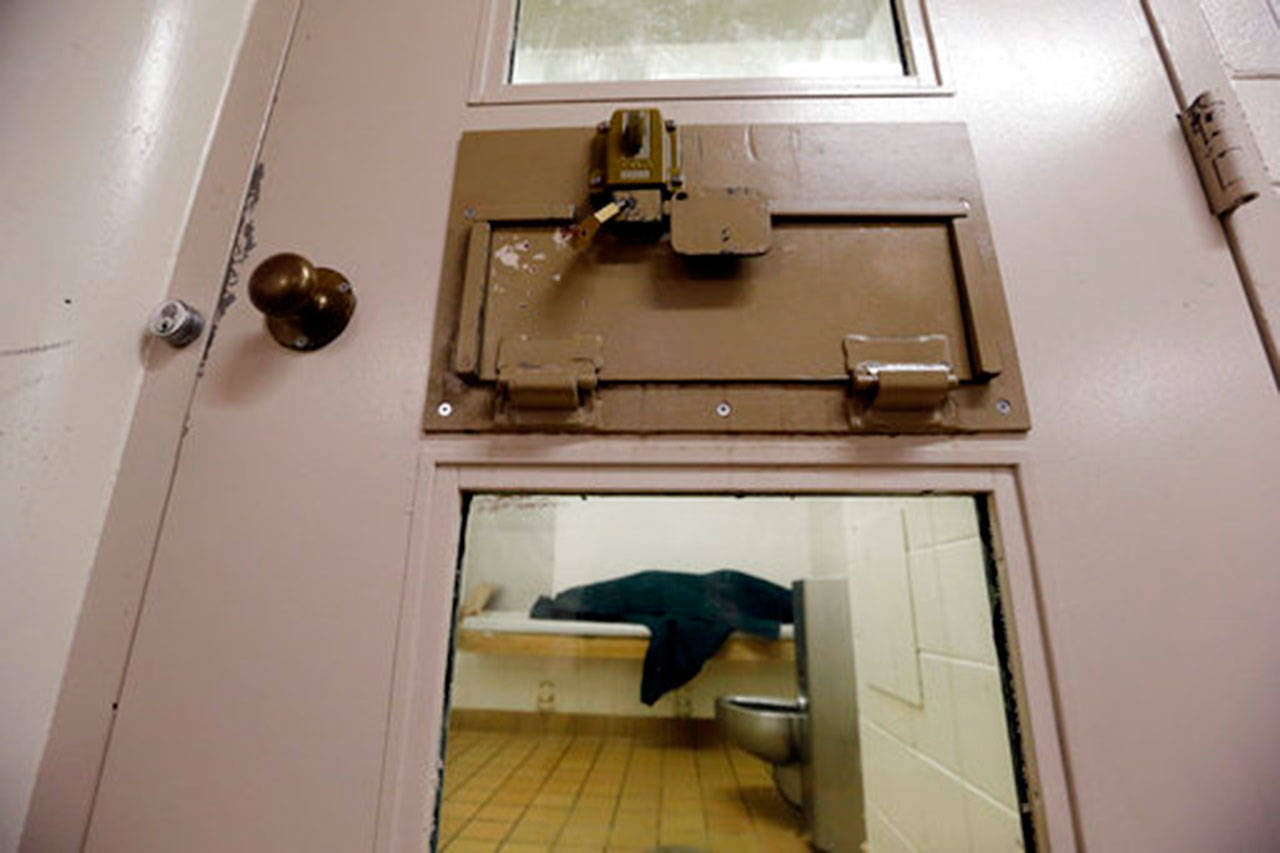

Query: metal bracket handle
[845,334,958,412]
[496,335,604,413]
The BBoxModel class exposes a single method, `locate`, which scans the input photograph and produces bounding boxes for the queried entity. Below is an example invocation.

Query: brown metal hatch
[425,116,1028,434]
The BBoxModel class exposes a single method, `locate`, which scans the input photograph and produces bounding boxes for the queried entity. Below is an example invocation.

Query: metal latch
[496,335,603,411]
[1180,89,1266,217]
[578,108,771,258]
[844,334,958,411]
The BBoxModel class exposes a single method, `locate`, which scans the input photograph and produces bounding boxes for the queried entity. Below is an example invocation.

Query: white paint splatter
[494,243,522,269]
[532,252,546,261]
[552,229,572,249]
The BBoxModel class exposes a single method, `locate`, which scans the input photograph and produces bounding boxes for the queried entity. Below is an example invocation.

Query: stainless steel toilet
[714,695,805,807]
[716,577,866,852]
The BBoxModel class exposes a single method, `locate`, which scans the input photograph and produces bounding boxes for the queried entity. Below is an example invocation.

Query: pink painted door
[71,0,1280,851]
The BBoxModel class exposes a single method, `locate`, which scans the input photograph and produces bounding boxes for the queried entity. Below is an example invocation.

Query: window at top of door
[508,0,909,85]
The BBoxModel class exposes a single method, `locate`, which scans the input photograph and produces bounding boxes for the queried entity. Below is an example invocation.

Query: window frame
[468,0,951,104]
[371,438,1077,852]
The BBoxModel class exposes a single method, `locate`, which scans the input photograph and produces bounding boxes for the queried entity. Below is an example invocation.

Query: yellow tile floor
[432,722,807,852]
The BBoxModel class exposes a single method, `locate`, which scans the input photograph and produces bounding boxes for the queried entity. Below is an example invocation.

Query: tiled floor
[432,721,807,852]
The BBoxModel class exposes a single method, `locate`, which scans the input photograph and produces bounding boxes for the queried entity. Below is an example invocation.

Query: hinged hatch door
[426,119,1027,433]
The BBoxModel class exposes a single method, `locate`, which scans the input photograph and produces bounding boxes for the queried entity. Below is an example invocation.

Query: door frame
[1142,0,1280,385]
[375,437,1079,852]
[18,1,303,848]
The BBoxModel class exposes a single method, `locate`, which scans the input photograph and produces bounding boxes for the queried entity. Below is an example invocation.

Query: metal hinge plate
[1180,89,1266,217]
[496,335,603,418]
[844,334,958,412]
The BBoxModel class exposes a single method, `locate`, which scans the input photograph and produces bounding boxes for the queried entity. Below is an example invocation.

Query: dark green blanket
[529,570,793,705]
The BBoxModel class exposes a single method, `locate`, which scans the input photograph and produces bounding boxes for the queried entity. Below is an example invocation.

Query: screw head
[995,399,1012,415]
[715,402,732,418]
[437,402,453,417]
[293,335,309,349]
[463,207,476,220]
[665,118,676,131]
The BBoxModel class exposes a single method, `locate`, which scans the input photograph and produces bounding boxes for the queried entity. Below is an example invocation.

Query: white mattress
[461,610,794,640]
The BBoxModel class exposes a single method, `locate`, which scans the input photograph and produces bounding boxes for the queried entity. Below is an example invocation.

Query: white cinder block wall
[851,498,1023,853]
[1199,0,1280,181]
[453,495,1024,851]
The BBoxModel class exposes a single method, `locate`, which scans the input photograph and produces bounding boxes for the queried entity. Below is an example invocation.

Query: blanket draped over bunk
[530,570,793,705]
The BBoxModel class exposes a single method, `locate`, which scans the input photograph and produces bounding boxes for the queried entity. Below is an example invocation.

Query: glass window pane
[434,494,1032,851]
[509,0,908,84]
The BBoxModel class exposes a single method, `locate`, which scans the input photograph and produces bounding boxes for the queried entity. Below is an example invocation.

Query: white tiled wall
[850,506,923,705]
[1199,0,1280,184]
[851,498,1024,852]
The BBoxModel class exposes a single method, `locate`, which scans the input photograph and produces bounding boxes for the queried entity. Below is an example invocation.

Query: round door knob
[248,253,355,350]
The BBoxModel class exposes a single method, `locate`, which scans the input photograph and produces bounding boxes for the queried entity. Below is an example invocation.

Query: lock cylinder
[148,299,204,348]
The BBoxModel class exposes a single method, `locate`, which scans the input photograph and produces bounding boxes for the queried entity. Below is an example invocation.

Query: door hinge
[1180,89,1266,217]
[496,335,603,417]
[844,334,958,412]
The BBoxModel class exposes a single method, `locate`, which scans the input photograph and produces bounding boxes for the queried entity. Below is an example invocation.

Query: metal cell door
[31,0,1280,851]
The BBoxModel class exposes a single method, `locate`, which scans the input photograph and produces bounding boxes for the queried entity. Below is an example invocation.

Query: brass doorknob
[248,253,356,350]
